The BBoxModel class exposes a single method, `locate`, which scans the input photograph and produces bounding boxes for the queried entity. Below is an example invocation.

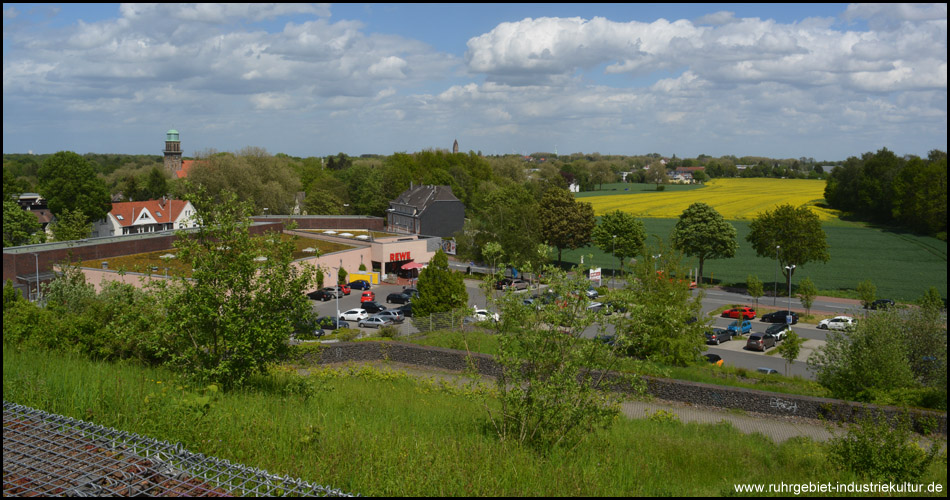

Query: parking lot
[308,277,855,379]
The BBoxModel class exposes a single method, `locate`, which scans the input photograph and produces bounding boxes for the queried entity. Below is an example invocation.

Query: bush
[378,325,399,339]
[336,328,360,342]
[828,411,940,483]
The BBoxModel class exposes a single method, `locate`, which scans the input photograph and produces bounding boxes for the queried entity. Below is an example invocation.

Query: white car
[818,316,856,330]
[340,308,369,322]
[471,308,500,322]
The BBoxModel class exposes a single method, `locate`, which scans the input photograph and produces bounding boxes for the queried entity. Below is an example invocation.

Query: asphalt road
[308,275,871,381]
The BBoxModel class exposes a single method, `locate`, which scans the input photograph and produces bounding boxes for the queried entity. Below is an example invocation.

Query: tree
[857,279,876,313]
[49,208,91,242]
[808,309,916,403]
[645,161,667,190]
[797,277,818,318]
[164,188,316,389]
[671,203,738,285]
[746,204,829,298]
[777,331,804,376]
[3,200,45,247]
[485,265,635,449]
[482,241,503,275]
[143,166,169,200]
[591,210,645,276]
[747,275,764,311]
[413,249,468,317]
[538,188,596,265]
[615,242,707,366]
[37,151,111,222]
[187,148,302,214]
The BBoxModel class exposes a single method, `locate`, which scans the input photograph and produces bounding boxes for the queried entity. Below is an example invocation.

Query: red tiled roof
[176,160,199,179]
[109,199,189,227]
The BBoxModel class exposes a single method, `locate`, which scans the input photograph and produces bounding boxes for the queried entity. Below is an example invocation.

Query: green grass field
[569,182,947,301]
[6,347,945,496]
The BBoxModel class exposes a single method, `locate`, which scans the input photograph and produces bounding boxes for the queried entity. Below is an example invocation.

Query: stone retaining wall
[297,341,947,435]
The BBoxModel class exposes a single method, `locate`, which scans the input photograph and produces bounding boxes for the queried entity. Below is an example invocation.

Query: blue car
[348,280,372,290]
[727,320,752,335]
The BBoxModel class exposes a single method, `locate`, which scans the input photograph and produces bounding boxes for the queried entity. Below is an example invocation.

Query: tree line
[824,148,947,239]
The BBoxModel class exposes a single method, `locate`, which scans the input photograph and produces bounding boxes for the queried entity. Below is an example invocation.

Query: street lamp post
[336,260,342,323]
[773,245,780,306]
[785,264,796,323]
[31,253,40,303]
[612,235,616,289]
[653,253,661,273]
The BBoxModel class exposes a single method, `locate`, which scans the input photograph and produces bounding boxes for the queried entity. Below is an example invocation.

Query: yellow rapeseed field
[583,178,840,221]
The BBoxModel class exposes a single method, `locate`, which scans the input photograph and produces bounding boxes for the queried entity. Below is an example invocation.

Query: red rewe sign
[389,251,411,262]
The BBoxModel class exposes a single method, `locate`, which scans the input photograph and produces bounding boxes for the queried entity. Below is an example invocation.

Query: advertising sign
[589,267,602,285]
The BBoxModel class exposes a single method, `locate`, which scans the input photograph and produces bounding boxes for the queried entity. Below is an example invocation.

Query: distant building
[163,129,182,176]
[453,139,459,154]
[16,193,54,235]
[92,198,197,237]
[387,184,464,238]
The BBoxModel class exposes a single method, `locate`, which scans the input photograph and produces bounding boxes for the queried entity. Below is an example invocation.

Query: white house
[92,198,197,237]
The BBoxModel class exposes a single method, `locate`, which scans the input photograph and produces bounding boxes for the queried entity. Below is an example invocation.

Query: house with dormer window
[92,198,197,237]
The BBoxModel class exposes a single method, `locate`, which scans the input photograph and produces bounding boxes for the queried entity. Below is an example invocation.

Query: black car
[293,317,325,339]
[360,301,387,314]
[760,310,799,324]
[386,292,412,304]
[870,299,895,310]
[396,303,413,318]
[348,280,372,290]
[306,289,334,301]
[316,316,349,330]
[765,323,792,342]
[402,287,420,298]
[705,328,731,345]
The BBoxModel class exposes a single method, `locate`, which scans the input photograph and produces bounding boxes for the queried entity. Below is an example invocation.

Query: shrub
[378,325,399,339]
[828,411,940,483]
[336,328,360,342]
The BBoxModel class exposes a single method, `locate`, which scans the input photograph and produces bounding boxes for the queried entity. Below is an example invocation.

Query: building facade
[386,184,465,238]
[92,198,197,237]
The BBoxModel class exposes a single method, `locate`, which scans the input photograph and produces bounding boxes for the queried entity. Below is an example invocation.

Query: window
[116,215,124,220]
[140,212,149,220]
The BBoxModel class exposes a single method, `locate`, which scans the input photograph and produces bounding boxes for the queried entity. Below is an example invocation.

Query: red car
[334,284,351,296]
[722,306,756,320]
[360,290,376,303]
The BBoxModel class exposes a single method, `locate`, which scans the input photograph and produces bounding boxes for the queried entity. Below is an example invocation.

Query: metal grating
[3,401,357,497]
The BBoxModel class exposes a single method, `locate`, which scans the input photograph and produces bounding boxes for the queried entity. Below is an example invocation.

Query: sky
[3,3,947,161]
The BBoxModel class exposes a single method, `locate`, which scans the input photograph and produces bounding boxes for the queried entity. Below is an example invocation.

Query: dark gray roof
[390,185,459,215]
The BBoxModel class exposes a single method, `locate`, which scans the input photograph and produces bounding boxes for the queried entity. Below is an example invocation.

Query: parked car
[360,301,387,314]
[765,323,792,342]
[705,328,732,345]
[359,316,393,329]
[293,317,325,339]
[339,308,369,322]
[374,310,405,324]
[870,299,895,310]
[348,280,372,290]
[470,308,499,322]
[818,316,857,330]
[587,301,604,312]
[322,287,344,298]
[402,287,420,298]
[604,300,628,315]
[316,317,349,330]
[746,333,777,351]
[722,306,756,319]
[396,303,413,318]
[360,290,376,303]
[757,367,779,375]
[386,292,412,304]
[496,278,529,291]
[330,284,351,296]
[727,320,752,335]
[760,310,799,324]
[306,289,334,301]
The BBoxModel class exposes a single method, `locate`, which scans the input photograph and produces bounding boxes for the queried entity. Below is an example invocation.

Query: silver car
[373,310,404,324]
[358,316,393,329]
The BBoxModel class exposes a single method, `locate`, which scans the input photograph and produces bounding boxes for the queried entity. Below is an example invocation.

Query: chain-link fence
[3,401,357,497]
[410,308,480,334]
